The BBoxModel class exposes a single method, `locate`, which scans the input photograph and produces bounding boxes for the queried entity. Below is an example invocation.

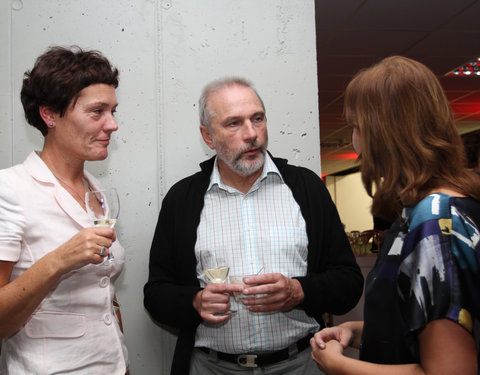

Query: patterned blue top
[360,193,480,366]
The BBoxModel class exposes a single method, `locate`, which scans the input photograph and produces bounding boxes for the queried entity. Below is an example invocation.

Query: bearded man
[144,77,363,375]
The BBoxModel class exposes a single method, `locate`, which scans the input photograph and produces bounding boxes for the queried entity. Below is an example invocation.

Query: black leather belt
[198,333,313,368]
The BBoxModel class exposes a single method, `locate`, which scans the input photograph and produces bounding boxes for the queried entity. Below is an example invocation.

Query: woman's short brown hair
[21,46,119,136]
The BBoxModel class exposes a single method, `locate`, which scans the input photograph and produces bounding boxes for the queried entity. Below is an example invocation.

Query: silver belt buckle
[236,354,258,367]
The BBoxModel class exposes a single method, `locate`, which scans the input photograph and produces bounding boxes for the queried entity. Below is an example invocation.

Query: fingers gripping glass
[199,250,236,314]
[85,188,120,264]
[200,250,229,284]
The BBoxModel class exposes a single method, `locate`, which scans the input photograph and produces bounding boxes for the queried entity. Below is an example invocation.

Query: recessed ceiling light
[446,57,480,76]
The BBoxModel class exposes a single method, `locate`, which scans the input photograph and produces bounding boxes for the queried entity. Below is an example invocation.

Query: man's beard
[214,137,268,177]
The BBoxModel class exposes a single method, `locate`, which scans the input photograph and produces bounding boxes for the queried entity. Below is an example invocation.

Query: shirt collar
[207,152,283,192]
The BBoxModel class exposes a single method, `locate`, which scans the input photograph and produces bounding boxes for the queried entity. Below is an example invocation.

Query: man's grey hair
[199,77,266,130]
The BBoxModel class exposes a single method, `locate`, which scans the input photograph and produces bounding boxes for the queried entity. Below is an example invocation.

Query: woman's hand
[0,226,117,338]
[309,319,477,375]
[312,324,355,350]
[54,227,116,272]
[311,338,344,373]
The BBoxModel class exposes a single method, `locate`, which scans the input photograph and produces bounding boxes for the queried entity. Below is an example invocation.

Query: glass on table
[372,230,385,253]
[348,230,360,254]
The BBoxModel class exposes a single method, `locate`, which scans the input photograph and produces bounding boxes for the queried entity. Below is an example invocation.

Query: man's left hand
[240,273,304,312]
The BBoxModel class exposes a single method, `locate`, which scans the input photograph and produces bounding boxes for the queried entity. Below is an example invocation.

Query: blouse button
[103,313,112,325]
[99,277,109,288]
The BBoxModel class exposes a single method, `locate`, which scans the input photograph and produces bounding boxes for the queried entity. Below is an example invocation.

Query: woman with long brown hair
[311,56,480,375]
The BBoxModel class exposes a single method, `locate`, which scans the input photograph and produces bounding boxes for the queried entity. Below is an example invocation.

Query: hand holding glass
[85,188,120,263]
[229,266,265,301]
[200,250,229,284]
[199,250,236,314]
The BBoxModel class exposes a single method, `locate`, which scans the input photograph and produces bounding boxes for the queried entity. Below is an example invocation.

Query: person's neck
[40,145,85,185]
[427,187,466,198]
[217,160,263,194]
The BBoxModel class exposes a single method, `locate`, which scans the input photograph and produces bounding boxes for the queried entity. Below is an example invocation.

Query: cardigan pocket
[24,311,86,338]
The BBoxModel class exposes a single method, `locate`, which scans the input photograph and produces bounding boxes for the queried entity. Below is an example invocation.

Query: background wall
[0,1,319,373]
[325,172,373,232]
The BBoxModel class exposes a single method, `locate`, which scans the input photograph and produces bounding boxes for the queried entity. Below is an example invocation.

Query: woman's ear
[39,106,56,128]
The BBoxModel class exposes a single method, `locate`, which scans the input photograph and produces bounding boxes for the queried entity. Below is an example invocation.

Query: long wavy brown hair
[344,56,480,220]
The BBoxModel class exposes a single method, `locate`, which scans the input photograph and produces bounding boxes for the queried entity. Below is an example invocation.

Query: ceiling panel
[315,0,480,176]
[347,0,473,29]
[319,30,428,55]
[408,30,480,56]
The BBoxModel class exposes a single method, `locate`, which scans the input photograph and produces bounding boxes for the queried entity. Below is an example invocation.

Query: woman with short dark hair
[0,46,128,373]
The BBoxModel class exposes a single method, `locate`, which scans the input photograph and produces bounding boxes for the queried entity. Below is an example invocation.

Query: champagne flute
[200,250,229,284]
[85,188,120,264]
[199,250,235,314]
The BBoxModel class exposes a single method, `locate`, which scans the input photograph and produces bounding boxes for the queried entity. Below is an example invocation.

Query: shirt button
[104,313,112,325]
[99,277,109,288]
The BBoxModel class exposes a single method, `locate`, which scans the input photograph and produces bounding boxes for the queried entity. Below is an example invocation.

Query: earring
[48,122,54,127]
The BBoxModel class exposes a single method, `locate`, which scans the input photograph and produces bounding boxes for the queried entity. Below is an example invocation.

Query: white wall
[0,1,319,373]
[325,172,373,232]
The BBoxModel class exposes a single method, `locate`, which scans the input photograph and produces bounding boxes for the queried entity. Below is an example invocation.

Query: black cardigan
[144,154,363,374]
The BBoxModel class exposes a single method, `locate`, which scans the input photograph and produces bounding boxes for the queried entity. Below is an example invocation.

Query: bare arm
[311,318,476,375]
[0,257,64,338]
[0,227,115,338]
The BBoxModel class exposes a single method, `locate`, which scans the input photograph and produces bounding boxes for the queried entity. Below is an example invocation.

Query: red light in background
[329,152,359,160]
[450,102,480,116]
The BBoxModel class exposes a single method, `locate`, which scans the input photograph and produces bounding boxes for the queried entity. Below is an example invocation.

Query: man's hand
[193,283,244,323]
[240,273,304,313]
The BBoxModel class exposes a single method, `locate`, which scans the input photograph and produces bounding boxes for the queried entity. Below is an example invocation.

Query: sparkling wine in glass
[200,250,229,284]
[85,188,120,263]
[199,250,236,314]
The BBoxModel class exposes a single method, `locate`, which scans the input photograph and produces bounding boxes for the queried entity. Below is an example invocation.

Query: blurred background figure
[462,129,480,173]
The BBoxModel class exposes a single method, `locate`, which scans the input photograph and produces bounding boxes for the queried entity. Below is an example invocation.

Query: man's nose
[242,121,257,141]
